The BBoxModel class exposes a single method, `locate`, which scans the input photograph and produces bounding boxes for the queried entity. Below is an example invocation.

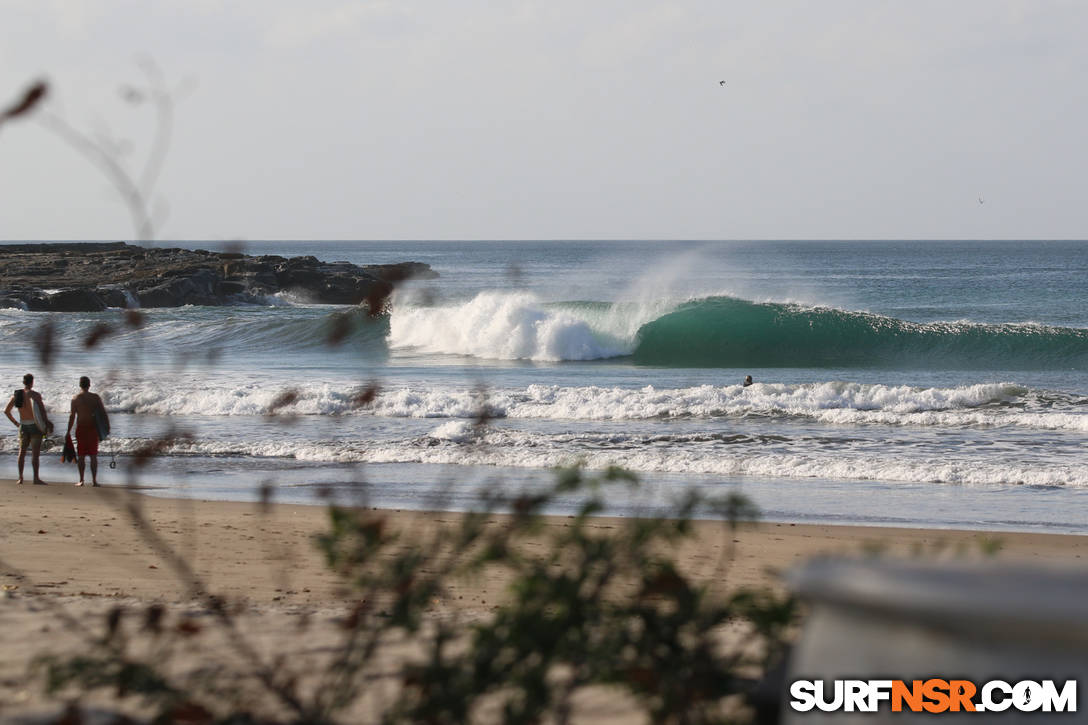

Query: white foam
[5,418,1082,487]
[105,382,361,417]
[357,432,1088,488]
[427,420,478,442]
[28,431,1076,488]
[96,380,1088,433]
[388,292,636,361]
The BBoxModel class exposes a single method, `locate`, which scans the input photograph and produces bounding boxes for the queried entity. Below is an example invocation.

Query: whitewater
[1,240,1086,532]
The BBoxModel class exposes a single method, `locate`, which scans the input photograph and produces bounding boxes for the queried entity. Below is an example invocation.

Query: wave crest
[386,292,1088,369]
[388,292,633,361]
[633,297,1088,369]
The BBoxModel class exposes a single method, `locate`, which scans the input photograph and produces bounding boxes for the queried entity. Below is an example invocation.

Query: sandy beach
[2,478,1086,722]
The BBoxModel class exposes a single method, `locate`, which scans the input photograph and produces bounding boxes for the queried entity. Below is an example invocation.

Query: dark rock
[364,261,440,282]
[215,280,248,297]
[0,242,127,254]
[138,274,219,308]
[42,288,108,312]
[97,287,135,308]
[0,243,438,312]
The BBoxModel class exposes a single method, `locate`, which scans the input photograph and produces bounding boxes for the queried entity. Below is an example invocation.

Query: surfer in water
[4,373,53,485]
[743,375,754,387]
[67,376,109,487]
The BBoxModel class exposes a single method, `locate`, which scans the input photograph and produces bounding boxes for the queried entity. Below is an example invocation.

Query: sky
[1,0,1086,241]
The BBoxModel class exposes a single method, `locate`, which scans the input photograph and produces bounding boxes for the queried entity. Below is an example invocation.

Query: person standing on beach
[66,376,109,487]
[4,373,52,485]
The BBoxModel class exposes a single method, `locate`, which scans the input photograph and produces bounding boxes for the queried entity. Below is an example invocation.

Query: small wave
[11,430,1080,488]
[97,380,1088,433]
[0,306,389,354]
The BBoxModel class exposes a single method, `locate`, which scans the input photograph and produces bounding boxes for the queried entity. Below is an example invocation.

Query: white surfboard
[32,397,48,434]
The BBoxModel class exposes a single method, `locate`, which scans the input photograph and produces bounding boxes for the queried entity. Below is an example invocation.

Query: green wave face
[632,296,1088,369]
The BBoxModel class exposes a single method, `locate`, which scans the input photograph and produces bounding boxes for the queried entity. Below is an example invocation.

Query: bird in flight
[978,196,985,205]
[719,80,726,86]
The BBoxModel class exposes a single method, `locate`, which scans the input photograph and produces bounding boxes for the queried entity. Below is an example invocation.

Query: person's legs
[16,433,28,484]
[30,435,44,484]
[75,427,99,486]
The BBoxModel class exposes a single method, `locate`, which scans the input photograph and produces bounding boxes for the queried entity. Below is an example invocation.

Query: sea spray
[388,291,634,361]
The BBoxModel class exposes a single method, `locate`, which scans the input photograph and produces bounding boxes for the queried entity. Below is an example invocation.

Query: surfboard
[31,397,48,434]
[94,407,110,440]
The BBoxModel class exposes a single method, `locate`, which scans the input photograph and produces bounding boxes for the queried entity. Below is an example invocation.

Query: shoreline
[2,478,1085,606]
[6,458,1086,537]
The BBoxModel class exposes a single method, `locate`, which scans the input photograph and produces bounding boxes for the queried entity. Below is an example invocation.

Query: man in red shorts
[66,376,110,487]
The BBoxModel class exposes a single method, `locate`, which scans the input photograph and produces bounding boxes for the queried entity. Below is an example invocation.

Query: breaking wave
[388,293,1088,369]
[6,292,1086,370]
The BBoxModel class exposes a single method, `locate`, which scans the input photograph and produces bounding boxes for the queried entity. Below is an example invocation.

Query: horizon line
[3,238,1088,244]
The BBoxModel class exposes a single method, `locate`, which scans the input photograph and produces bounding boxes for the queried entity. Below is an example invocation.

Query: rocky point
[0,243,437,312]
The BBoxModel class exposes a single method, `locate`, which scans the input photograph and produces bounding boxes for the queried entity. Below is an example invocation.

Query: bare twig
[30,61,179,242]
[0,79,48,128]
[37,112,156,241]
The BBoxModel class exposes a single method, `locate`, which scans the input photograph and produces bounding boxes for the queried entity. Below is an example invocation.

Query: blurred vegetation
[6,74,794,724]
[36,467,794,724]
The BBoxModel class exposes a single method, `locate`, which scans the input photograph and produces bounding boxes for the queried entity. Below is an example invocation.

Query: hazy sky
[1,1,1086,240]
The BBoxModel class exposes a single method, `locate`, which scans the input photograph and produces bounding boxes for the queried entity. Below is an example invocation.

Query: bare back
[17,389,41,423]
[19,391,35,422]
[71,391,103,426]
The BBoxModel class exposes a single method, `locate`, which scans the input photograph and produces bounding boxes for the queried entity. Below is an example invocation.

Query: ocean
[2,240,1086,533]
